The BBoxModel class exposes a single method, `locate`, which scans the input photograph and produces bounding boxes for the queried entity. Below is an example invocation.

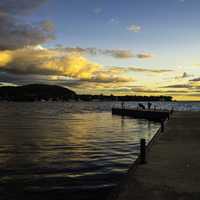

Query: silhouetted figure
[147,102,152,110]
[138,103,145,110]
[121,102,125,109]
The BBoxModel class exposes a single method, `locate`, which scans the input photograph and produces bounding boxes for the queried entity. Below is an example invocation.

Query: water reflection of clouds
[0,102,160,196]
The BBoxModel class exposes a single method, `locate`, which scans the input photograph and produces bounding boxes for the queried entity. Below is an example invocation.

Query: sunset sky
[0,0,200,100]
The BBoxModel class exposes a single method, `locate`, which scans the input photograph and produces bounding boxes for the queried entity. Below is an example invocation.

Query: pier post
[140,138,146,164]
[161,120,164,132]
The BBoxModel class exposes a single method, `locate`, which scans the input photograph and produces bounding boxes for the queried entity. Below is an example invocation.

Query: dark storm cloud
[0,0,54,50]
[0,72,49,85]
[0,72,85,87]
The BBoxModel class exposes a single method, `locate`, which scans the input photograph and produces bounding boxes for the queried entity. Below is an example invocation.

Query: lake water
[0,101,199,200]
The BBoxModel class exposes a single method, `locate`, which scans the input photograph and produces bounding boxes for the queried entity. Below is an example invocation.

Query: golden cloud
[0,51,12,66]
[0,47,134,84]
[105,66,173,74]
[137,52,153,59]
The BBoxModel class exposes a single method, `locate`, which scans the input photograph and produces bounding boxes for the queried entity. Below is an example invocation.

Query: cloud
[190,77,200,82]
[0,72,49,85]
[59,47,153,59]
[0,48,99,77]
[127,24,141,32]
[0,0,47,15]
[182,93,200,97]
[61,47,135,58]
[106,49,134,59]
[159,83,200,97]
[90,85,190,95]
[161,84,192,89]
[137,52,153,59]
[0,81,17,86]
[0,47,134,84]
[106,66,173,74]
[127,67,171,73]
[127,87,188,94]
[0,0,54,50]
[175,72,193,80]
[40,20,55,32]
[86,71,133,83]
[0,0,48,15]
[0,45,170,92]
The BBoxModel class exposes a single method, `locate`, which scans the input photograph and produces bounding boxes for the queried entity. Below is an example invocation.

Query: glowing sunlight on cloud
[0,51,12,66]
[0,0,199,100]
[0,47,134,84]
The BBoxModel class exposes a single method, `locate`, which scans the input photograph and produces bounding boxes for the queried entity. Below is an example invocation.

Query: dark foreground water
[0,101,197,200]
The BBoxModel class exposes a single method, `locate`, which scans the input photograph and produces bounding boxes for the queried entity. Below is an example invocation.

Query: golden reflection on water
[0,102,160,200]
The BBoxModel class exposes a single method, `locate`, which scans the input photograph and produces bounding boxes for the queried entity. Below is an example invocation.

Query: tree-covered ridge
[0,84,172,102]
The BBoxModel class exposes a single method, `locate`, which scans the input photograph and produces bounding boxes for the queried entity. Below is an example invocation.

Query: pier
[110,111,200,200]
[112,108,170,122]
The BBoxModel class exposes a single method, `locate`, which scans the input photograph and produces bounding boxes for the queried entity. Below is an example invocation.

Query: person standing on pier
[121,102,125,109]
[138,103,145,110]
[148,102,152,110]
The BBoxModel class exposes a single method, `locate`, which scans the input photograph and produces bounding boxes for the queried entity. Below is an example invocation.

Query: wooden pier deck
[110,111,200,200]
[112,108,170,122]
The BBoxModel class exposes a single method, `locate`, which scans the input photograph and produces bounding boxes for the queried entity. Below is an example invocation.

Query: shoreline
[107,118,166,200]
[109,111,200,200]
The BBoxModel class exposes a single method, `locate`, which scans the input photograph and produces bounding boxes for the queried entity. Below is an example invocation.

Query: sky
[0,0,200,100]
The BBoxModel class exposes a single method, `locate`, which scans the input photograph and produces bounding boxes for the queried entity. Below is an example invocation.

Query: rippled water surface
[1,101,197,200]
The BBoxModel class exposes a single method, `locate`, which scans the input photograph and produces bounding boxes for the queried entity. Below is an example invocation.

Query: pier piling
[140,139,146,164]
[161,120,164,132]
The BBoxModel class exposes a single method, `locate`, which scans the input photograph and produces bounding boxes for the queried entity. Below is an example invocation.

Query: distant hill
[0,84,76,101]
[0,84,172,102]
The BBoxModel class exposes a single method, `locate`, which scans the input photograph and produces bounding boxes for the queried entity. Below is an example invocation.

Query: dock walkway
[112,108,170,122]
[111,111,200,200]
